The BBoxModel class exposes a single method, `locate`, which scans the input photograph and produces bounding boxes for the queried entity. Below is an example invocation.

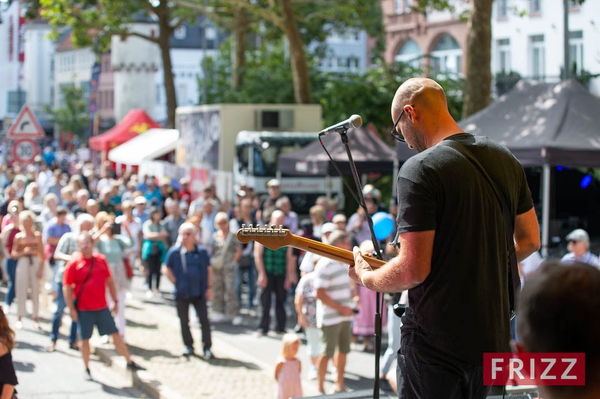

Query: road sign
[13,139,39,163]
[6,104,44,139]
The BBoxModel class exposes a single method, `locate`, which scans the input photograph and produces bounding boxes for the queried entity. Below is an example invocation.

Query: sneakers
[231,316,243,326]
[127,360,145,371]
[145,290,153,299]
[182,346,194,357]
[203,348,215,360]
[69,342,80,351]
[308,366,318,380]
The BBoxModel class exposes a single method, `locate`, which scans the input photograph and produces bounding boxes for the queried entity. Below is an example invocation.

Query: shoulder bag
[73,257,95,312]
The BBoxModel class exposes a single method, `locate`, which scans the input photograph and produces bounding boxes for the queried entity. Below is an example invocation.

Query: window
[530,34,545,79]
[497,0,507,18]
[569,30,584,74]
[394,0,404,14]
[431,35,462,75]
[530,0,541,13]
[395,39,422,68]
[205,26,216,49]
[174,25,187,40]
[497,38,511,74]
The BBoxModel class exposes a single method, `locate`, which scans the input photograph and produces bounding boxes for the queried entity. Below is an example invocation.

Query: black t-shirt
[0,351,18,390]
[396,133,533,365]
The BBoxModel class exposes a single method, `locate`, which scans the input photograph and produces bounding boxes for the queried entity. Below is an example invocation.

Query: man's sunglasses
[390,108,410,143]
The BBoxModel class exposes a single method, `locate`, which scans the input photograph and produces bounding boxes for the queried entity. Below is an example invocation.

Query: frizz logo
[483,353,585,386]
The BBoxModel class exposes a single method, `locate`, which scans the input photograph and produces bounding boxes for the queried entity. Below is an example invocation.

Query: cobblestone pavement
[2,272,392,399]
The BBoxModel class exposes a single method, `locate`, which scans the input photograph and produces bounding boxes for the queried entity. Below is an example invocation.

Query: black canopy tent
[277,127,397,176]
[457,79,600,257]
[459,79,600,168]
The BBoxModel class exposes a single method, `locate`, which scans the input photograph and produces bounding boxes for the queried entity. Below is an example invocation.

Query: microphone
[319,114,362,136]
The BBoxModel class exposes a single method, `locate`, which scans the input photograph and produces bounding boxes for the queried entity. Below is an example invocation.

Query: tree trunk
[279,0,313,104]
[462,0,492,118]
[231,7,248,90]
[157,10,177,128]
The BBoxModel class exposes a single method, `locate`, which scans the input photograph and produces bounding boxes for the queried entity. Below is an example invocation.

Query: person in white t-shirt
[313,230,355,394]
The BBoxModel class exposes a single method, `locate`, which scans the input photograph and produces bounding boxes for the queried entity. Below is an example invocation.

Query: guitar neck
[286,234,387,270]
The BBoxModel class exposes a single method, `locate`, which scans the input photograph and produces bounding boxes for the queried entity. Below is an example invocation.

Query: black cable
[318,128,385,399]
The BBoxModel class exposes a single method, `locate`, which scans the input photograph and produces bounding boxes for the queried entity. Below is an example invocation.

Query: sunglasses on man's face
[390,109,406,143]
[569,240,579,244]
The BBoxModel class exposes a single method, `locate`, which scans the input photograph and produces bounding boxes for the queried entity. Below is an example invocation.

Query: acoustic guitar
[236,225,386,269]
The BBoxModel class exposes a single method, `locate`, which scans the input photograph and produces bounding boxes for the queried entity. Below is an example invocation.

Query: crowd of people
[0,153,404,396]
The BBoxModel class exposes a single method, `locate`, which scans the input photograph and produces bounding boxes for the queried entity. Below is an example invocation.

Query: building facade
[0,2,54,133]
[382,0,469,76]
[491,0,600,95]
[153,17,223,125]
[311,29,369,74]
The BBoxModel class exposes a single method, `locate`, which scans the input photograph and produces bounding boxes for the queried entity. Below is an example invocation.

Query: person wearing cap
[332,214,347,231]
[276,196,298,234]
[257,179,282,224]
[133,196,149,224]
[561,229,599,267]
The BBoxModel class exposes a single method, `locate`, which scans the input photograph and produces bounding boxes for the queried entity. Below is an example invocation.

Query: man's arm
[514,208,541,262]
[315,288,354,316]
[351,230,434,293]
[162,265,176,284]
[254,242,267,288]
[206,265,213,300]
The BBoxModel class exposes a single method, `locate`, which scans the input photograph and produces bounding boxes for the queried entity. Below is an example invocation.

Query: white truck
[175,104,344,214]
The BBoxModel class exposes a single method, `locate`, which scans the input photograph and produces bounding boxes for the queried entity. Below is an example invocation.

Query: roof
[108,128,179,165]
[88,109,161,152]
[277,127,397,175]
[459,79,600,167]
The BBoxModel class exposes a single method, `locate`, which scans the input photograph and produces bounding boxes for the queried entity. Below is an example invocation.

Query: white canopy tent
[108,128,179,166]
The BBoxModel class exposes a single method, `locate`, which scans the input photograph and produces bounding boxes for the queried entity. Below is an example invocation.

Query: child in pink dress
[275,333,303,399]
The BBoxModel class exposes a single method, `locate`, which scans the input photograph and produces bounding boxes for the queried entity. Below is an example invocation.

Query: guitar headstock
[236,224,292,251]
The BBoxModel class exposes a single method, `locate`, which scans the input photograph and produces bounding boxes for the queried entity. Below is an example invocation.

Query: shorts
[320,321,351,357]
[78,307,118,340]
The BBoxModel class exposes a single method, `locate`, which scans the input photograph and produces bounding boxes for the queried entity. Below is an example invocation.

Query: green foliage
[44,86,89,138]
[200,39,465,133]
[200,40,296,104]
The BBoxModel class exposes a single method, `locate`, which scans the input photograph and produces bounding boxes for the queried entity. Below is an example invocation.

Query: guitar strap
[442,139,520,314]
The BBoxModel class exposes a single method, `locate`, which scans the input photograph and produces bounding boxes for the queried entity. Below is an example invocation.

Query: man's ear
[510,339,527,354]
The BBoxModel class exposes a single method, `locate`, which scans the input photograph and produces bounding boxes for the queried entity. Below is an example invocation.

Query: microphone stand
[338,127,384,399]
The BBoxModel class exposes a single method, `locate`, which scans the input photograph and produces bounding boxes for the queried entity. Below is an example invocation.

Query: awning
[108,128,179,165]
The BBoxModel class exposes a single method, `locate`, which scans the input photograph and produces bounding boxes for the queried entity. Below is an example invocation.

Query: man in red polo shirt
[63,232,143,380]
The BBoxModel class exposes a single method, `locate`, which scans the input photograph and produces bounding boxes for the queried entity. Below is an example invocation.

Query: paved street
[1,273,395,399]
[3,306,144,398]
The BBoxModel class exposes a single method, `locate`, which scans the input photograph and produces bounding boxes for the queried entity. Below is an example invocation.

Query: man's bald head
[392,78,448,118]
[391,78,461,152]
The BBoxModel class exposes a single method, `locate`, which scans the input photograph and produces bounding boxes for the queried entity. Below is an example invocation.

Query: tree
[26,0,203,128]
[182,0,382,104]
[409,0,492,119]
[44,86,89,138]
[201,39,465,129]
